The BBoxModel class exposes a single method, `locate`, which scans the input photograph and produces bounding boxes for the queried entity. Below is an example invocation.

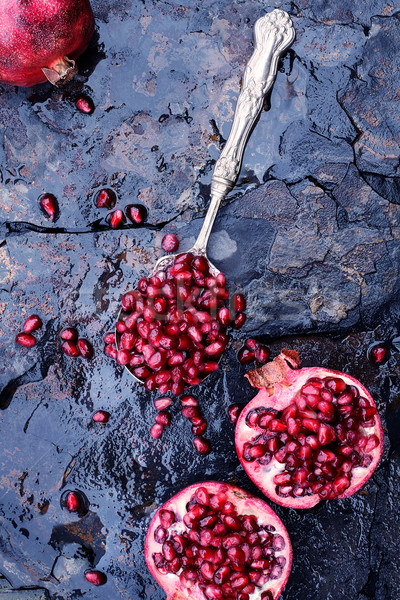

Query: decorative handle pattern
[192,9,295,254]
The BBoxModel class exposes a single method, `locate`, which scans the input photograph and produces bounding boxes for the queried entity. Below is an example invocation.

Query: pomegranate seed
[104,344,117,359]
[255,345,270,363]
[94,188,116,209]
[233,312,246,329]
[228,404,241,424]
[76,95,95,114]
[107,209,126,228]
[92,410,110,423]
[85,570,107,586]
[117,349,131,365]
[237,347,254,364]
[180,395,199,407]
[77,338,94,359]
[156,411,171,426]
[103,332,115,344]
[61,340,79,357]
[369,343,388,364]
[66,491,80,512]
[233,293,246,312]
[154,397,172,410]
[217,307,231,326]
[192,422,207,435]
[161,234,179,252]
[125,203,148,224]
[23,314,42,333]
[193,437,211,455]
[60,327,78,341]
[16,332,35,347]
[151,423,164,439]
[39,193,58,220]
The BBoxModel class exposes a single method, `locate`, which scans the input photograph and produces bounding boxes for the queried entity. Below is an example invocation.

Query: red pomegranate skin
[235,350,384,509]
[145,481,292,600]
[0,0,95,87]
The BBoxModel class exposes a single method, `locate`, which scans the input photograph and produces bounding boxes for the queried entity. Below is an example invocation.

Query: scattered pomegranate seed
[369,343,388,364]
[154,397,172,411]
[233,312,246,329]
[245,338,258,350]
[61,340,79,357]
[94,188,116,209]
[161,234,179,252]
[77,338,94,359]
[107,209,126,228]
[16,332,36,347]
[228,404,241,424]
[103,332,115,344]
[156,410,171,426]
[76,95,95,114]
[233,293,246,313]
[85,570,107,586]
[151,423,164,439]
[92,410,110,423]
[39,193,58,221]
[60,327,78,341]
[66,491,80,512]
[126,204,148,224]
[193,436,211,455]
[237,346,254,364]
[104,344,117,359]
[22,314,43,333]
[180,395,199,407]
[255,345,270,364]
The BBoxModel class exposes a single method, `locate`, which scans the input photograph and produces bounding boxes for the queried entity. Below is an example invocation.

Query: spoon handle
[192,9,295,254]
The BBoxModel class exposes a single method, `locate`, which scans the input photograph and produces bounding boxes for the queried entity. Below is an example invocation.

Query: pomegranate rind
[145,481,292,600]
[0,0,94,87]
[236,365,384,509]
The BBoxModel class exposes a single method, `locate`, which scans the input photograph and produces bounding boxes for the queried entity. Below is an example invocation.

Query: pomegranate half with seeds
[145,481,292,600]
[0,0,94,87]
[235,350,384,509]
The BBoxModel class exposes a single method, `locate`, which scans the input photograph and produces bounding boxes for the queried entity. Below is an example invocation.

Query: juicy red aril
[126,203,148,224]
[244,374,381,501]
[92,410,110,423]
[156,411,171,426]
[151,423,164,439]
[233,313,246,329]
[255,345,270,364]
[107,209,126,228]
[61,340,79,357]
[103,332,115,344]
[85,570,107,586]
[154,397,172,411]
[66,491,80,512]
[77,338,94,359]
[16,332,36,347]
[238,347,254,364]
[23,314,43,333]
[39,193,58,221]
[193,437,211,455]
[233,293,246,313]
[76,95,95,114]
[94,188,116,209]
[61,327,78,341]
[369,344,388,364]
[228,404,241,424]
[161,234,179,252]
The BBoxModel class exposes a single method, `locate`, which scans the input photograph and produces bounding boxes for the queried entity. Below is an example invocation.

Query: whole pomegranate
[0,0,94,87]
[235,350,384,509]
[145,481,292,600]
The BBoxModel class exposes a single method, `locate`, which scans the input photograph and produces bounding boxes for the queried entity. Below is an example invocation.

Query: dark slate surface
[1,1,400,599]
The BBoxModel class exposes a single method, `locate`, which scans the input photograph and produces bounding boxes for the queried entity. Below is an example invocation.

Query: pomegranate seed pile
[237,338,270,365]
[243,376,379,500]
[152,486,285,600]
[60,327,94,359]
[110,252,246,394]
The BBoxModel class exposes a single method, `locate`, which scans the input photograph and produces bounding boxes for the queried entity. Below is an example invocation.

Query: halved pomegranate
[235,350,384,509]
[145,481,292,600]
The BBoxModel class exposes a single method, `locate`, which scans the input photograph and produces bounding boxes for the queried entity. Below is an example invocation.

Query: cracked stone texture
[1,0,400,599]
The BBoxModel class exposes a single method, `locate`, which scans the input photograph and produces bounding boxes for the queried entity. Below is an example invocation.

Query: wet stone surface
[1,0,400,599]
